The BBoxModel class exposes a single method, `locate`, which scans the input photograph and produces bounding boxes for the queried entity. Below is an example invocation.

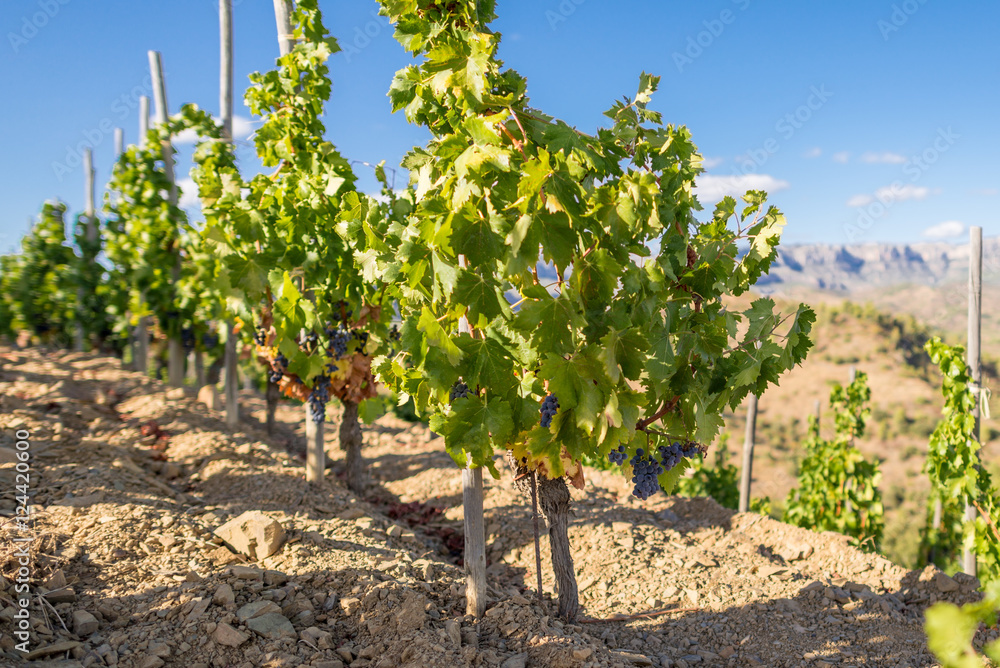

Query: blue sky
[2,0,997,254]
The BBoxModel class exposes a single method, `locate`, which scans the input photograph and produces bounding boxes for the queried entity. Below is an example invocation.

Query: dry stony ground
[0,346,995,668]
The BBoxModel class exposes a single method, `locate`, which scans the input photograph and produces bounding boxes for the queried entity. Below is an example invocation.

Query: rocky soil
[0,346,995,667]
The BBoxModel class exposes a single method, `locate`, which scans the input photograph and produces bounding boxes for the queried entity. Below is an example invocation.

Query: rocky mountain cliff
[758,237,1000,293]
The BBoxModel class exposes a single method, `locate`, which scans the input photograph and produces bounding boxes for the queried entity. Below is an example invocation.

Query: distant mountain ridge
[758,237,1000,293]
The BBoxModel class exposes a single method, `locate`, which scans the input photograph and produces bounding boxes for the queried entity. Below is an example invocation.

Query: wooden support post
[739,393,758,514]
[134,97,151,375]
[148,50,184,388]
[273,0,294,56]
[218,0,239,425]
[74,148,97,352]
[964,226,982,577]
[458,255,487,617]
[114,127,124,157]
[849,365,857,383]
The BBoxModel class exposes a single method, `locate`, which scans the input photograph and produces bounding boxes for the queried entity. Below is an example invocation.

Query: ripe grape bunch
[629,448,664,500]
[269,353,288,384]
[449,381,470,401]
[202,332,219,350]
[308,375,331,423]
[389,325,401,342]
[540,393,559,428]
[181,327,196,351]
[253,328,267,346]
[326,325,351,360]
[608,444,627,465]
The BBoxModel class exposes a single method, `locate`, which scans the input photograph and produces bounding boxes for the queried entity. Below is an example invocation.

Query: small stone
[934,571,960,592]
[387,524,403,538]
[237,600,282,621]
[263,570,288,586]
[212,622,249,647]
[500,655,527,668]
[44,569,68,591]
[186,597,212,621]
[197,384,222,410]
[610,650,654,666]
[214,511,286,560]
[719,646,735,659]
[300,626,334,650]
[45,587,77,603]
[340,597,361,615]
[445,619,461,648]
[336,647,354,662]
[24,640,82,660]
[213,584,235,607]
[138,656,166,668]
[165,387,186,401]
[314,662,345,668]
[230,565,264,580]
[246,612,296,639]
[572,648,593,660]
[72,610,99,636]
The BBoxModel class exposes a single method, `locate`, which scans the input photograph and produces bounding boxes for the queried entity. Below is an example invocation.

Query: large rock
[213,511,286,560]
[72,609,99,636]
[237,600,282,621]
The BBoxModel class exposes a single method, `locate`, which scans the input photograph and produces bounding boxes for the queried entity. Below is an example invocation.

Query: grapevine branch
[636,396,679,432]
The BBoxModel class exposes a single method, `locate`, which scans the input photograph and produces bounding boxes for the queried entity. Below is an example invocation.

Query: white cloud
[701,156,724,169]
[803,147,822,158]
[694,174,790,203]
[923,220,965,239]
[847,183,931,208]
[846,194,874,207]
[174,114,256,145]
[177,178,201,209]
[860,151,907,164]
[972,188,998,196]
[832,151,850,164]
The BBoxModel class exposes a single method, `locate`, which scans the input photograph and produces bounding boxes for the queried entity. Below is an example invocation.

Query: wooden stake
[273,0,294,57]
[114,127,124,157]
[218,0,239,426]
[530,471,544,607]
[964,225,982,577]
[74,148,97,352]
[148,51,184,388]
[458,254,487,617]
[739,393,758,514]
[133,97,151,375]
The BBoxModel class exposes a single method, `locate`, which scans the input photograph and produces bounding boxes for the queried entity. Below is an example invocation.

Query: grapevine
[372,0,815,620]
[923,337,1000,580]
[784,371,883,549]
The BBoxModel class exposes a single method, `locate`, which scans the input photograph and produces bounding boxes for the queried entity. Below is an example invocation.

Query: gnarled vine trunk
[340,399,364,494]
[265,379,280,435]
[506,452,580,621]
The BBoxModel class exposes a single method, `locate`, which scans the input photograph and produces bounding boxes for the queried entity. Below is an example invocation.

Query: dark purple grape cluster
[253,328,267,346]
[608,444,627,465]
[540,394,559,428]
[308,375,331,423]
[203,332,219,350]
[269,353,288,384]
[329,300,353,322]
[657,440,701,469]
[181,327,196,351]
[629,448,664,500]
[389,325,401,342]
[450,381,470,401]
[327,325,351,360]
